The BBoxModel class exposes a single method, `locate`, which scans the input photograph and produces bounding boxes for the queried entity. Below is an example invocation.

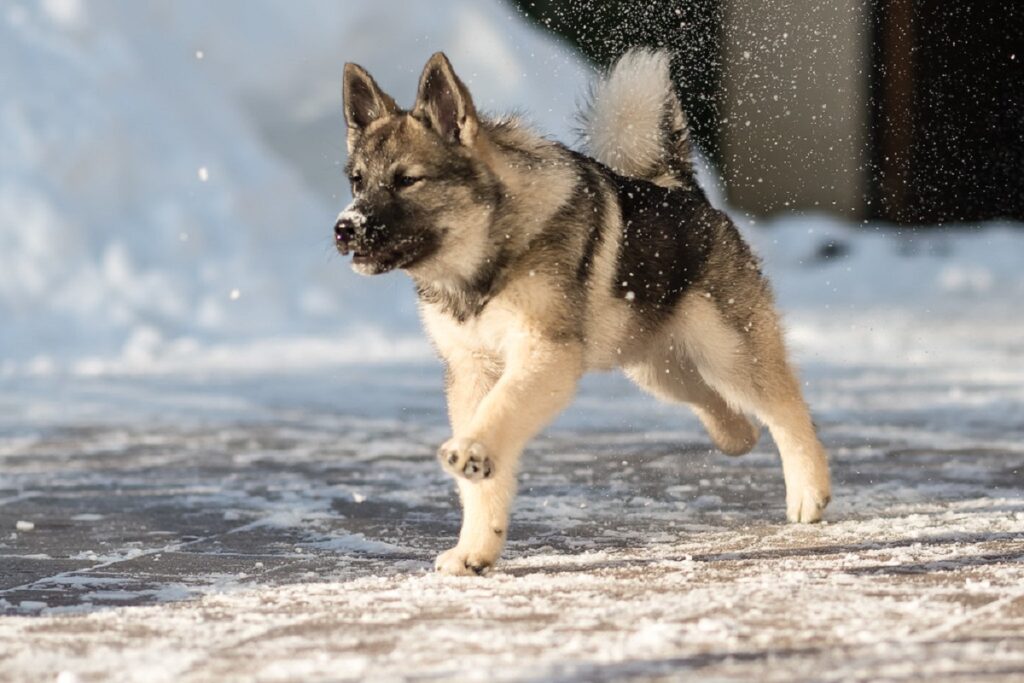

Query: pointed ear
[343,63,398,151]
[413,52,478,145]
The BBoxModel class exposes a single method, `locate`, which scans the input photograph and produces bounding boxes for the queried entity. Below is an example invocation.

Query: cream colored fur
[425,258,828,575]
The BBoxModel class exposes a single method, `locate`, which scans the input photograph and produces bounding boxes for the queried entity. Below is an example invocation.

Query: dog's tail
[580,48,694,189]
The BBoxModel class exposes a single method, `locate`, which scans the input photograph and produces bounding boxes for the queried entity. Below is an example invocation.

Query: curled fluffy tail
[580,48,694,188]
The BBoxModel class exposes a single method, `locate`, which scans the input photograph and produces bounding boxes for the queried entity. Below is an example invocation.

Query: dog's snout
[335,218,356,245]
[335,209,367,255]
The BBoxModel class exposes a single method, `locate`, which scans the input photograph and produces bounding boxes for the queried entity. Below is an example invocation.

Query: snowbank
[0,0,589,375]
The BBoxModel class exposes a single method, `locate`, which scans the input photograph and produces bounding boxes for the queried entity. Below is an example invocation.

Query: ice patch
[309,533,405,556]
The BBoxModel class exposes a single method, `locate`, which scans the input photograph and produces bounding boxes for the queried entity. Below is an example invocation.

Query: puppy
[334,49,831,575]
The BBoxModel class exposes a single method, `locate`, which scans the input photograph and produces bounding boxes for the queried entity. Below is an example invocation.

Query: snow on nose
[334,205,368,254]
[336,204,367,229]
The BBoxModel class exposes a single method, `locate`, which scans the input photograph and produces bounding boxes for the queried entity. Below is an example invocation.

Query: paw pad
[437,439,494,481]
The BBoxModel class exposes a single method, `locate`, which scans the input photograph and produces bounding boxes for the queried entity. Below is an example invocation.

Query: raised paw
[437,438,493,481]
[787,483,831,523]
[435,545,494,576]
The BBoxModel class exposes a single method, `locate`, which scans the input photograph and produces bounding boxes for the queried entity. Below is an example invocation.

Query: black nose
[334,218,356,249]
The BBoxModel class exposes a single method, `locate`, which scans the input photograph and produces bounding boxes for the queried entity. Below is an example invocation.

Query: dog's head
[335,53,497,279]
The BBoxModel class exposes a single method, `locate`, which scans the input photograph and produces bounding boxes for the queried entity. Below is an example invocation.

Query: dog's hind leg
[677,296,831,523]
[755,377,831,524]
[625,348,760,456]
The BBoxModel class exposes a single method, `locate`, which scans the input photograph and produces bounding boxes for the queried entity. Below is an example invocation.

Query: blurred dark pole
[872,0,914,221]
[872,1,1024,223]
[512,0,1023,225]
[510,0,724,163]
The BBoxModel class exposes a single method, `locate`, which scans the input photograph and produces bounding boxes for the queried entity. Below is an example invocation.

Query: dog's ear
[413,52,478,146]
[343,63,398,151]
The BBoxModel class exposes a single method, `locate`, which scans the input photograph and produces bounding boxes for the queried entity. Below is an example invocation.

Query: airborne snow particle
[624,291,636,302]
[352,492,367,503]
[229,289,241,300]
[15,520,34,531]
[197,166,209,182]
[195,50,204,60]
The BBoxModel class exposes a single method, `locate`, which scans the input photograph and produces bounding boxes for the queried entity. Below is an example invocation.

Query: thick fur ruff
[337,50,832,576]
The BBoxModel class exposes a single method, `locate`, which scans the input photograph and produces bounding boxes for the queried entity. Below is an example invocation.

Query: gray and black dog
[334,49,831,575]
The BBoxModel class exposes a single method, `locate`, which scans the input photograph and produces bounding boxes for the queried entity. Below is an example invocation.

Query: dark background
[512,0,1024,224]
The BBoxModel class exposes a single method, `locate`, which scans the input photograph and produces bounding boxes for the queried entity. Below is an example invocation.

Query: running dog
[334,49,831,575]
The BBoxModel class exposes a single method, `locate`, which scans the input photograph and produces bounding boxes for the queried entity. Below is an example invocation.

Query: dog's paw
[786,483,831,523]
[435,546,494,576]
[437,438,493,481]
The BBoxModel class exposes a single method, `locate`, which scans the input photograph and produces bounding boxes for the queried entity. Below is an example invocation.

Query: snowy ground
[2,287,1024,681]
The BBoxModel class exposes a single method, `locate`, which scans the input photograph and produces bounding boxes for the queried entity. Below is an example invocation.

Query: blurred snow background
[0,0,588,375]
[1,0,1022,379]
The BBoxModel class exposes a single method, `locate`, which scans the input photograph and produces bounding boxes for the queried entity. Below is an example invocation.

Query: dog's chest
[421,300,521,361]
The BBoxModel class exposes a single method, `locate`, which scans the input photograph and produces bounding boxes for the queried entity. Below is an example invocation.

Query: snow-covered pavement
[2,317,1023,682]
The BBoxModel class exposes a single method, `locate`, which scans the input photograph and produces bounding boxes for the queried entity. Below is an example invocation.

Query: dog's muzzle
[332,203,428,275]
[334,218,355,255]
[334,207,368,256]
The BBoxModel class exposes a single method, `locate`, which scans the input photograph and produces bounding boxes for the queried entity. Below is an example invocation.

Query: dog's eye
[395,174,423,189]
[349,173,363,190]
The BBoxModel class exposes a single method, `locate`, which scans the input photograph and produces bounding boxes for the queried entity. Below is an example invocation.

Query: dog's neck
[411,240,509,322]
[406,119,577,322]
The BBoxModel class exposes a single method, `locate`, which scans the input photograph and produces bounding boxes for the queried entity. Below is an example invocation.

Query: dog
[334,49,831,575]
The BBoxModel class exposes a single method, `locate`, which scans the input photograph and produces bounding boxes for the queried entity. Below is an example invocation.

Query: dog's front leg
[443,351,500,437]
[435,335,582,575]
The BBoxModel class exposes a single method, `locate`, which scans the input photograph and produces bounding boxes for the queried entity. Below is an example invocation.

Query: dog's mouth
[349,249,398,275]
[335,231,404,273]
[335,220,440,275]
[349,241,428,275]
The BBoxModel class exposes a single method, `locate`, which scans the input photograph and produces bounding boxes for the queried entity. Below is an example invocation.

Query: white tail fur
[580,48,692,188]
